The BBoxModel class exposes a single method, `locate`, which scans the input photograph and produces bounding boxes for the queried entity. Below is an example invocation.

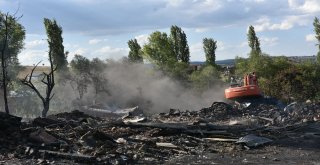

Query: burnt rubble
[0,101,319,164]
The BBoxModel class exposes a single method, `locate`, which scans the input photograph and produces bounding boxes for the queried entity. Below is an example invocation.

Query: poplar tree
[170,25,190,63]
[203,38,217,66]
[44,18,68,72]
[313,17,320,64]
[128,38,143,63]
[247,25,261,58]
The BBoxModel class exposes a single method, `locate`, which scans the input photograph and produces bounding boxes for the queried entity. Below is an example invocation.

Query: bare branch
[20,61,46,102]
[49,93,55,100]
[29,61,42,82]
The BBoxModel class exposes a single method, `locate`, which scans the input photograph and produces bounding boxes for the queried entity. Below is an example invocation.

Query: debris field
[0,100,320,164]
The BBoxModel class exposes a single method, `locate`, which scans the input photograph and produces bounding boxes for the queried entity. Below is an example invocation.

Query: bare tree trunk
[1,14,9,114]
[21,47,56,118]
[2,63,9,114]
[21,61,56,118]
[42,99,50,118]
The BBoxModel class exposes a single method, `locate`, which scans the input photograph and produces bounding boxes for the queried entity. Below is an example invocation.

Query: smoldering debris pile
[0,101,320,164]
[0,113,22,156]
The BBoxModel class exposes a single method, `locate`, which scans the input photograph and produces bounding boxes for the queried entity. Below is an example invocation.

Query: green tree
[0,12,25,114]
[313,17,320,64]
[234,56,249,76]
[235,25,264,79]
[143,31,176,70]
[203,38,217,66]
[253,56,289,95]
[70,54,91,99]
[128,38,143,63]
[235,26,262,78]
[44,18,68,72]
[247,25,261,58]
[190,65,220,91]
[89,58,109,97]
[170,25,190,63]
[170,62,190,82]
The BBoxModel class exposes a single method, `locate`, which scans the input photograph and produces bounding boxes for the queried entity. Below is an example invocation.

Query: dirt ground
[166,141,320,165]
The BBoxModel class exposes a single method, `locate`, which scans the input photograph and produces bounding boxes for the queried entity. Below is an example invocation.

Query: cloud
[64,43,79,49]
[288,0,320,13]
[19,49,48,65]
[241,0,265,3]
[305,33,316,42]
[25,40,46,49]
[195,27,210,33]
[254,0,265,2]
[190,42,204,61]
[165,0,184,7]
[1,0,292,37]
[254,15,309,32]
[217,41,225,51]
[135,34,149,46]
[260,37,279,46]
[68,48,88,62]
[238,41,248,48]
[94,46,128,60]
[88,39,103,45]
[165,0,223,14]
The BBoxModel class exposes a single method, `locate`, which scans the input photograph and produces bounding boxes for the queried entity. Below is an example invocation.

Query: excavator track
[228,96,284,109]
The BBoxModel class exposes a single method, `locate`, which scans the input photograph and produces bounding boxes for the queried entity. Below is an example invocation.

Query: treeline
[126,19,320,103]
[1,10,320,117]
[126,25,221,88]
[236,19,320,103]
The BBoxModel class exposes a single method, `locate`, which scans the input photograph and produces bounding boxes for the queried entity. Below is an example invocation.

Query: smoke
[6,60,227,117]
[83,61,227,113]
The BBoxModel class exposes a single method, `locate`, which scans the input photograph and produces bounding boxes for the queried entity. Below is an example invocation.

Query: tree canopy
[143,31,176,69]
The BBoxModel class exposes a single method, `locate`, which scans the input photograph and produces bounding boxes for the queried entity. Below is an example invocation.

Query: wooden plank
[204,137,238,142]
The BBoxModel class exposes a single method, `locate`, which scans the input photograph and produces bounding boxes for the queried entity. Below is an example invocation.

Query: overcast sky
[1,0,320,65]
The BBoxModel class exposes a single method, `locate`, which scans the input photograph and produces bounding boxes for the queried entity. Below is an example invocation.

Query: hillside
[191,55,317,66]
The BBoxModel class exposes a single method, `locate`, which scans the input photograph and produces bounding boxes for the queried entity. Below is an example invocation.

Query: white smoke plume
[84,61,226,113]
[6,60,227,117]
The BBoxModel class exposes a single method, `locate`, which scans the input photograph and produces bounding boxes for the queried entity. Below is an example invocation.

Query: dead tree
[21,49,56,117]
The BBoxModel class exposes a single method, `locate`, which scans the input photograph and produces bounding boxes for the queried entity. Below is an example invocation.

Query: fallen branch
[39,150,96,162]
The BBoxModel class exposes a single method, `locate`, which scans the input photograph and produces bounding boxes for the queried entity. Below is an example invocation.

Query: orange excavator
[224,72,283,108]
[225,72,262,100]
